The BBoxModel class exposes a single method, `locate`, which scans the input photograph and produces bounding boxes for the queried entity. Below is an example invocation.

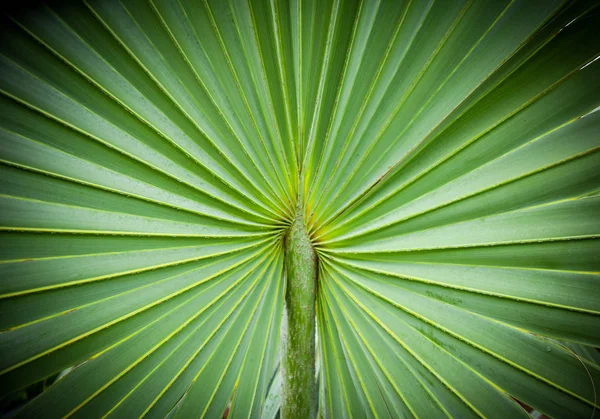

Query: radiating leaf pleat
[323,261,600,418]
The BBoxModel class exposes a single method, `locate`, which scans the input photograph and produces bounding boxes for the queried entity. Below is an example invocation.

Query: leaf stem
[281,203,318,418]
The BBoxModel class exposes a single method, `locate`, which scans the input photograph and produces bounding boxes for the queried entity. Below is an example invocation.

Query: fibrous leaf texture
[0,0,599,418]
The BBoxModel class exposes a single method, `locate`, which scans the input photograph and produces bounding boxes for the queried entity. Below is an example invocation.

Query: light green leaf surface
[0,0,598,418]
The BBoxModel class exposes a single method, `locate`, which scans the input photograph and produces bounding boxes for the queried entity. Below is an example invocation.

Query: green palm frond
[0,0,599,417]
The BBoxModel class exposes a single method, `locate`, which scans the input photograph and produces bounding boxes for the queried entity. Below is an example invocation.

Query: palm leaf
[0,0,598,417]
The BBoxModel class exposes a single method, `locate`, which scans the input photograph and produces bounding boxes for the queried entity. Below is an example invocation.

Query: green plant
[0,0,599,417]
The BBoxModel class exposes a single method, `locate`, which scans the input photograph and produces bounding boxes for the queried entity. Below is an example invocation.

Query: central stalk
[281,204,318,419]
